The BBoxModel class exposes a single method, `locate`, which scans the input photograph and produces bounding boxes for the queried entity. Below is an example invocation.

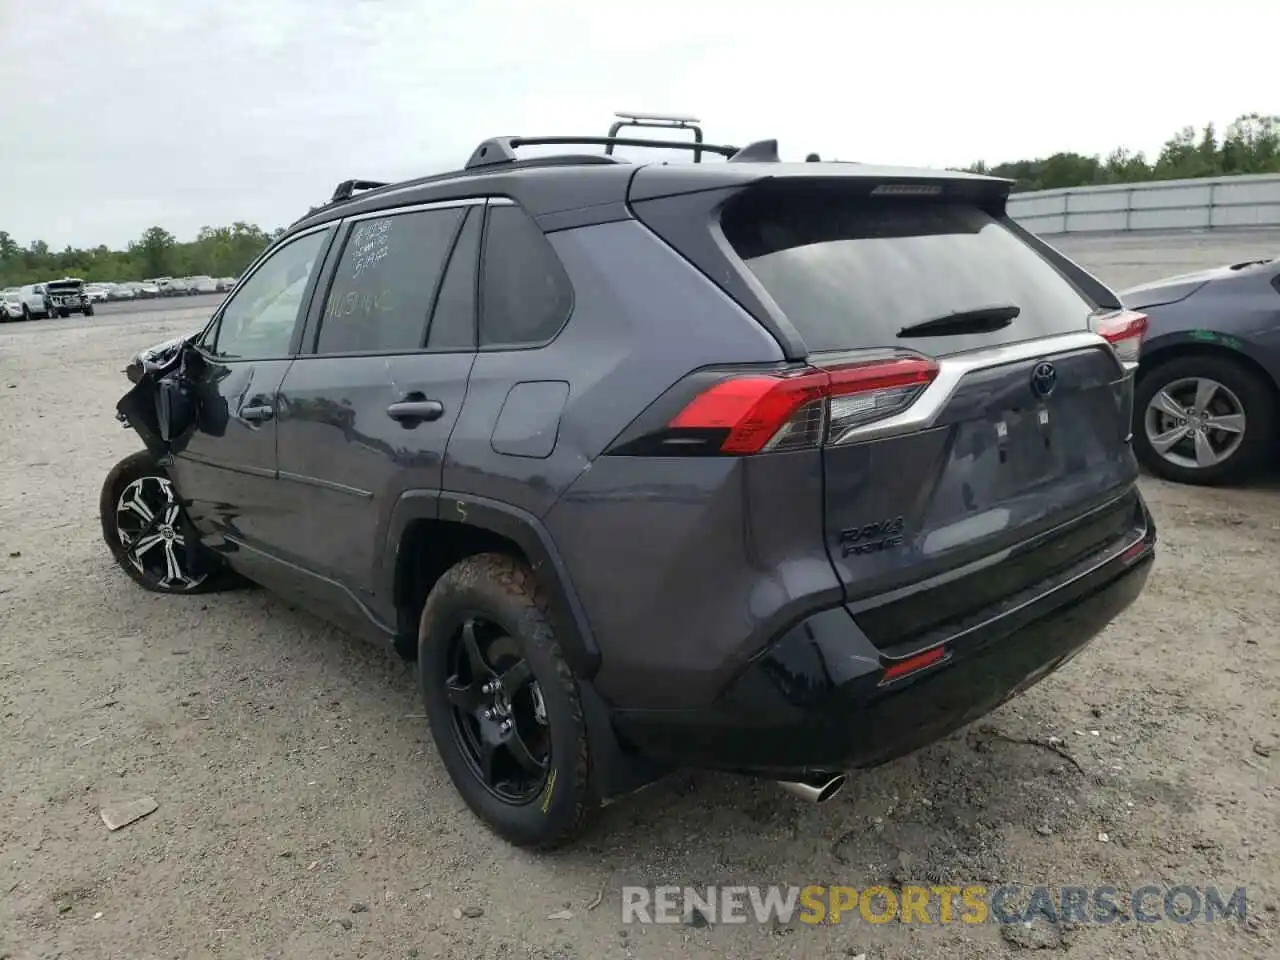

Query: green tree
[965,111,1280,192]
[133,226,177,279]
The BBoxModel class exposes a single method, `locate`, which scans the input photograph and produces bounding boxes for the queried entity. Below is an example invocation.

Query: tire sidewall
[419,558,589,847]
[1134,354,1275,485]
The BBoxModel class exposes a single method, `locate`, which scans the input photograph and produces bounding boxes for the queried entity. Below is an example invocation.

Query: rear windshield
[721,191,1096,356]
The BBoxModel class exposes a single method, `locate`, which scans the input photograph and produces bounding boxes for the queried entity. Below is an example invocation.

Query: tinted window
[722,191,1095,356]
[427,207,480,351]
[479,205,573,348]
[316,207,465,354]
[212,229,330,359]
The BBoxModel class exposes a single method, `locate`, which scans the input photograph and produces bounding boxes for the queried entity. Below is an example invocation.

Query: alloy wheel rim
[1144,376,1246,470]
[444,615,551,804]
[115,476,207,590]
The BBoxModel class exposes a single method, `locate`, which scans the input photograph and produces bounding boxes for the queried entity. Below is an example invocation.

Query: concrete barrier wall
[1005,173,1280,235]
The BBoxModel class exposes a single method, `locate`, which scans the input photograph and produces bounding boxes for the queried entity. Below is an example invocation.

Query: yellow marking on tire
[540,768,557,813]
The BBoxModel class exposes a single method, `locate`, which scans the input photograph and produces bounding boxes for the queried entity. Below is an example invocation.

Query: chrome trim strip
[277,470,373,500]
[831,331,1122,445]
[342,195,494,224]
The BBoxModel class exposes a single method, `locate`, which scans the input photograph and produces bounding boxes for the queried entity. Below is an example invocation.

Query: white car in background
[85,284,111,303]
[188,275,218,294]
[2,287,25,321]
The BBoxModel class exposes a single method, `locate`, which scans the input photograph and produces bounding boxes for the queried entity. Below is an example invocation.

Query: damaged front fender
[116,335,230,457]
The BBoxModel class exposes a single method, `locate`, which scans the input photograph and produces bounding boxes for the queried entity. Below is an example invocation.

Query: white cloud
[0,0,1271,247]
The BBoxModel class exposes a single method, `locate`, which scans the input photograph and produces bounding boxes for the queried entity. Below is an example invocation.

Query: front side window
[210,228,330,360]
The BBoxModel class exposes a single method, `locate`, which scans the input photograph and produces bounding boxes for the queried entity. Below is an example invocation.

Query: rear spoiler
[628,162,1014,209]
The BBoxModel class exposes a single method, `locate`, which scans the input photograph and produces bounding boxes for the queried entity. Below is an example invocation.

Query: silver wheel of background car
[114,476,207,590]
[1143,376,1246,471]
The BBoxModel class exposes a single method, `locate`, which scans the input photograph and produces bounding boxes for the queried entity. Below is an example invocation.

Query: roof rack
[466,135,745,169]
[607,111,704,160]
[330,179,389,203]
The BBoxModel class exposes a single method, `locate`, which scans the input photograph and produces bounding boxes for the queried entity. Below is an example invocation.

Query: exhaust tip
[777,773,847,804]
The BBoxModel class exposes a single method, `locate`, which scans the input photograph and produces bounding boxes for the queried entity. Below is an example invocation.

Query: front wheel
[1134,354,1276,486]
[99,451,231,593]
[84,305,95,317]
[418,553,598,849]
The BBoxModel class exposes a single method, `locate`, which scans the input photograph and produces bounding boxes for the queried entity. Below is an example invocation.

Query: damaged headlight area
[117,335,228,457]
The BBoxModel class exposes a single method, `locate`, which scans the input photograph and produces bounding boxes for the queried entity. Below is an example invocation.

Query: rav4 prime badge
[839,517,906,557]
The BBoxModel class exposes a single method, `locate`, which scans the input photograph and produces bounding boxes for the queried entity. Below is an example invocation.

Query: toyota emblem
[1030,361,1057,399]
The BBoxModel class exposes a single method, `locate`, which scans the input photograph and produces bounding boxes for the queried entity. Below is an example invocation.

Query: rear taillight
[1091,309,1148,367]
[656,355,939,456]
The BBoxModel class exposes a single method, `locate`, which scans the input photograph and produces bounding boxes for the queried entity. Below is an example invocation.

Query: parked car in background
[1,288,25,321]
[16,283,55,319]
[215,277,237,292]
[85,284,111,303]
[1121,255,1280,485]
[108,283,137,301]
[188,275,218,295]
[134,281,160,299]
[159,278,191,297]
[46,277,94,317]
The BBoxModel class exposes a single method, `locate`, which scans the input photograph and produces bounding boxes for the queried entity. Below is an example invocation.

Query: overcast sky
[1,0,1273,249]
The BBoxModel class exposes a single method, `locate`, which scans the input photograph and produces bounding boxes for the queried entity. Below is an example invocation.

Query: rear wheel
[99,451,232,593]
[1134,354,1276,485]
[418,553,598,849]
[84,305,95,317]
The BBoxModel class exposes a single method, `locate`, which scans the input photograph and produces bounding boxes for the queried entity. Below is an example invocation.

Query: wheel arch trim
[382,489,601,677]
[1140,331,1280,395]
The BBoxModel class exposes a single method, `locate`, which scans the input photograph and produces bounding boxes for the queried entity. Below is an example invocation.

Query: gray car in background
[97,115,1157,849]
[1122,256,1280,485]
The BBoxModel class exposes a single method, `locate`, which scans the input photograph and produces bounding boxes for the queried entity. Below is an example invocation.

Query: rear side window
[479,205,573,348]
[315,206,465,354]
[722,191,1096,356]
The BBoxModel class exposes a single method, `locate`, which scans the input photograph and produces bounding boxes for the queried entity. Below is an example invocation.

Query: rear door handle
[387,398,444,423]
[241,404,274,422]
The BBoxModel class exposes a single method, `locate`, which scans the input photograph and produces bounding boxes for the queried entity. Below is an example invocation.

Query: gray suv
[99,116,1157,849]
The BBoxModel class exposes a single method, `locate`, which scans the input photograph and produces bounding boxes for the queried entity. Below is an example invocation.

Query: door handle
[241,404,274,422]
[387,398,444,423]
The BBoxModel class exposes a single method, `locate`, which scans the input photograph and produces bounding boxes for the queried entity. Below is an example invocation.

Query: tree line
[965,112,1280,192]
[0,222,282,288]
[3,112,1278,287]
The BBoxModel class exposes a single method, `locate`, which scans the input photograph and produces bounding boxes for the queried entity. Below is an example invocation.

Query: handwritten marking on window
[348,219,392,278]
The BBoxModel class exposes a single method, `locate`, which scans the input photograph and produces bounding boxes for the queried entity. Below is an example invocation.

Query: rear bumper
[611,507,1155,776]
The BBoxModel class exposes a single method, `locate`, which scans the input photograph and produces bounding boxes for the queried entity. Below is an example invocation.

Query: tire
[84,306,95,317]
[418,553,598,849]
[1134,353,1276,486]
[21,306,30,322]
[99,450,232,593]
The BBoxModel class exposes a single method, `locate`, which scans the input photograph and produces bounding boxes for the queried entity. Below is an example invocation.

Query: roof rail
[465,135,742,170]
[331,179,390,203]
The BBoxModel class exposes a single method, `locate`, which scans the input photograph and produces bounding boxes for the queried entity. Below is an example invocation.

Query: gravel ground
[1,232,1277,959]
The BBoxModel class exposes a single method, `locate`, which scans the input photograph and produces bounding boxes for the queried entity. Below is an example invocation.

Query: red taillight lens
[666,356,939,455]
[1090,309,1148,366]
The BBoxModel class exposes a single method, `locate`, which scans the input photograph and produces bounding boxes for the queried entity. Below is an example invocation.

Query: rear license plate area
[993,404,1059,490]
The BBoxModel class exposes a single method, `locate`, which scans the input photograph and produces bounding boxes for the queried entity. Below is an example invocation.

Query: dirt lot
[1,232,1277,960]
